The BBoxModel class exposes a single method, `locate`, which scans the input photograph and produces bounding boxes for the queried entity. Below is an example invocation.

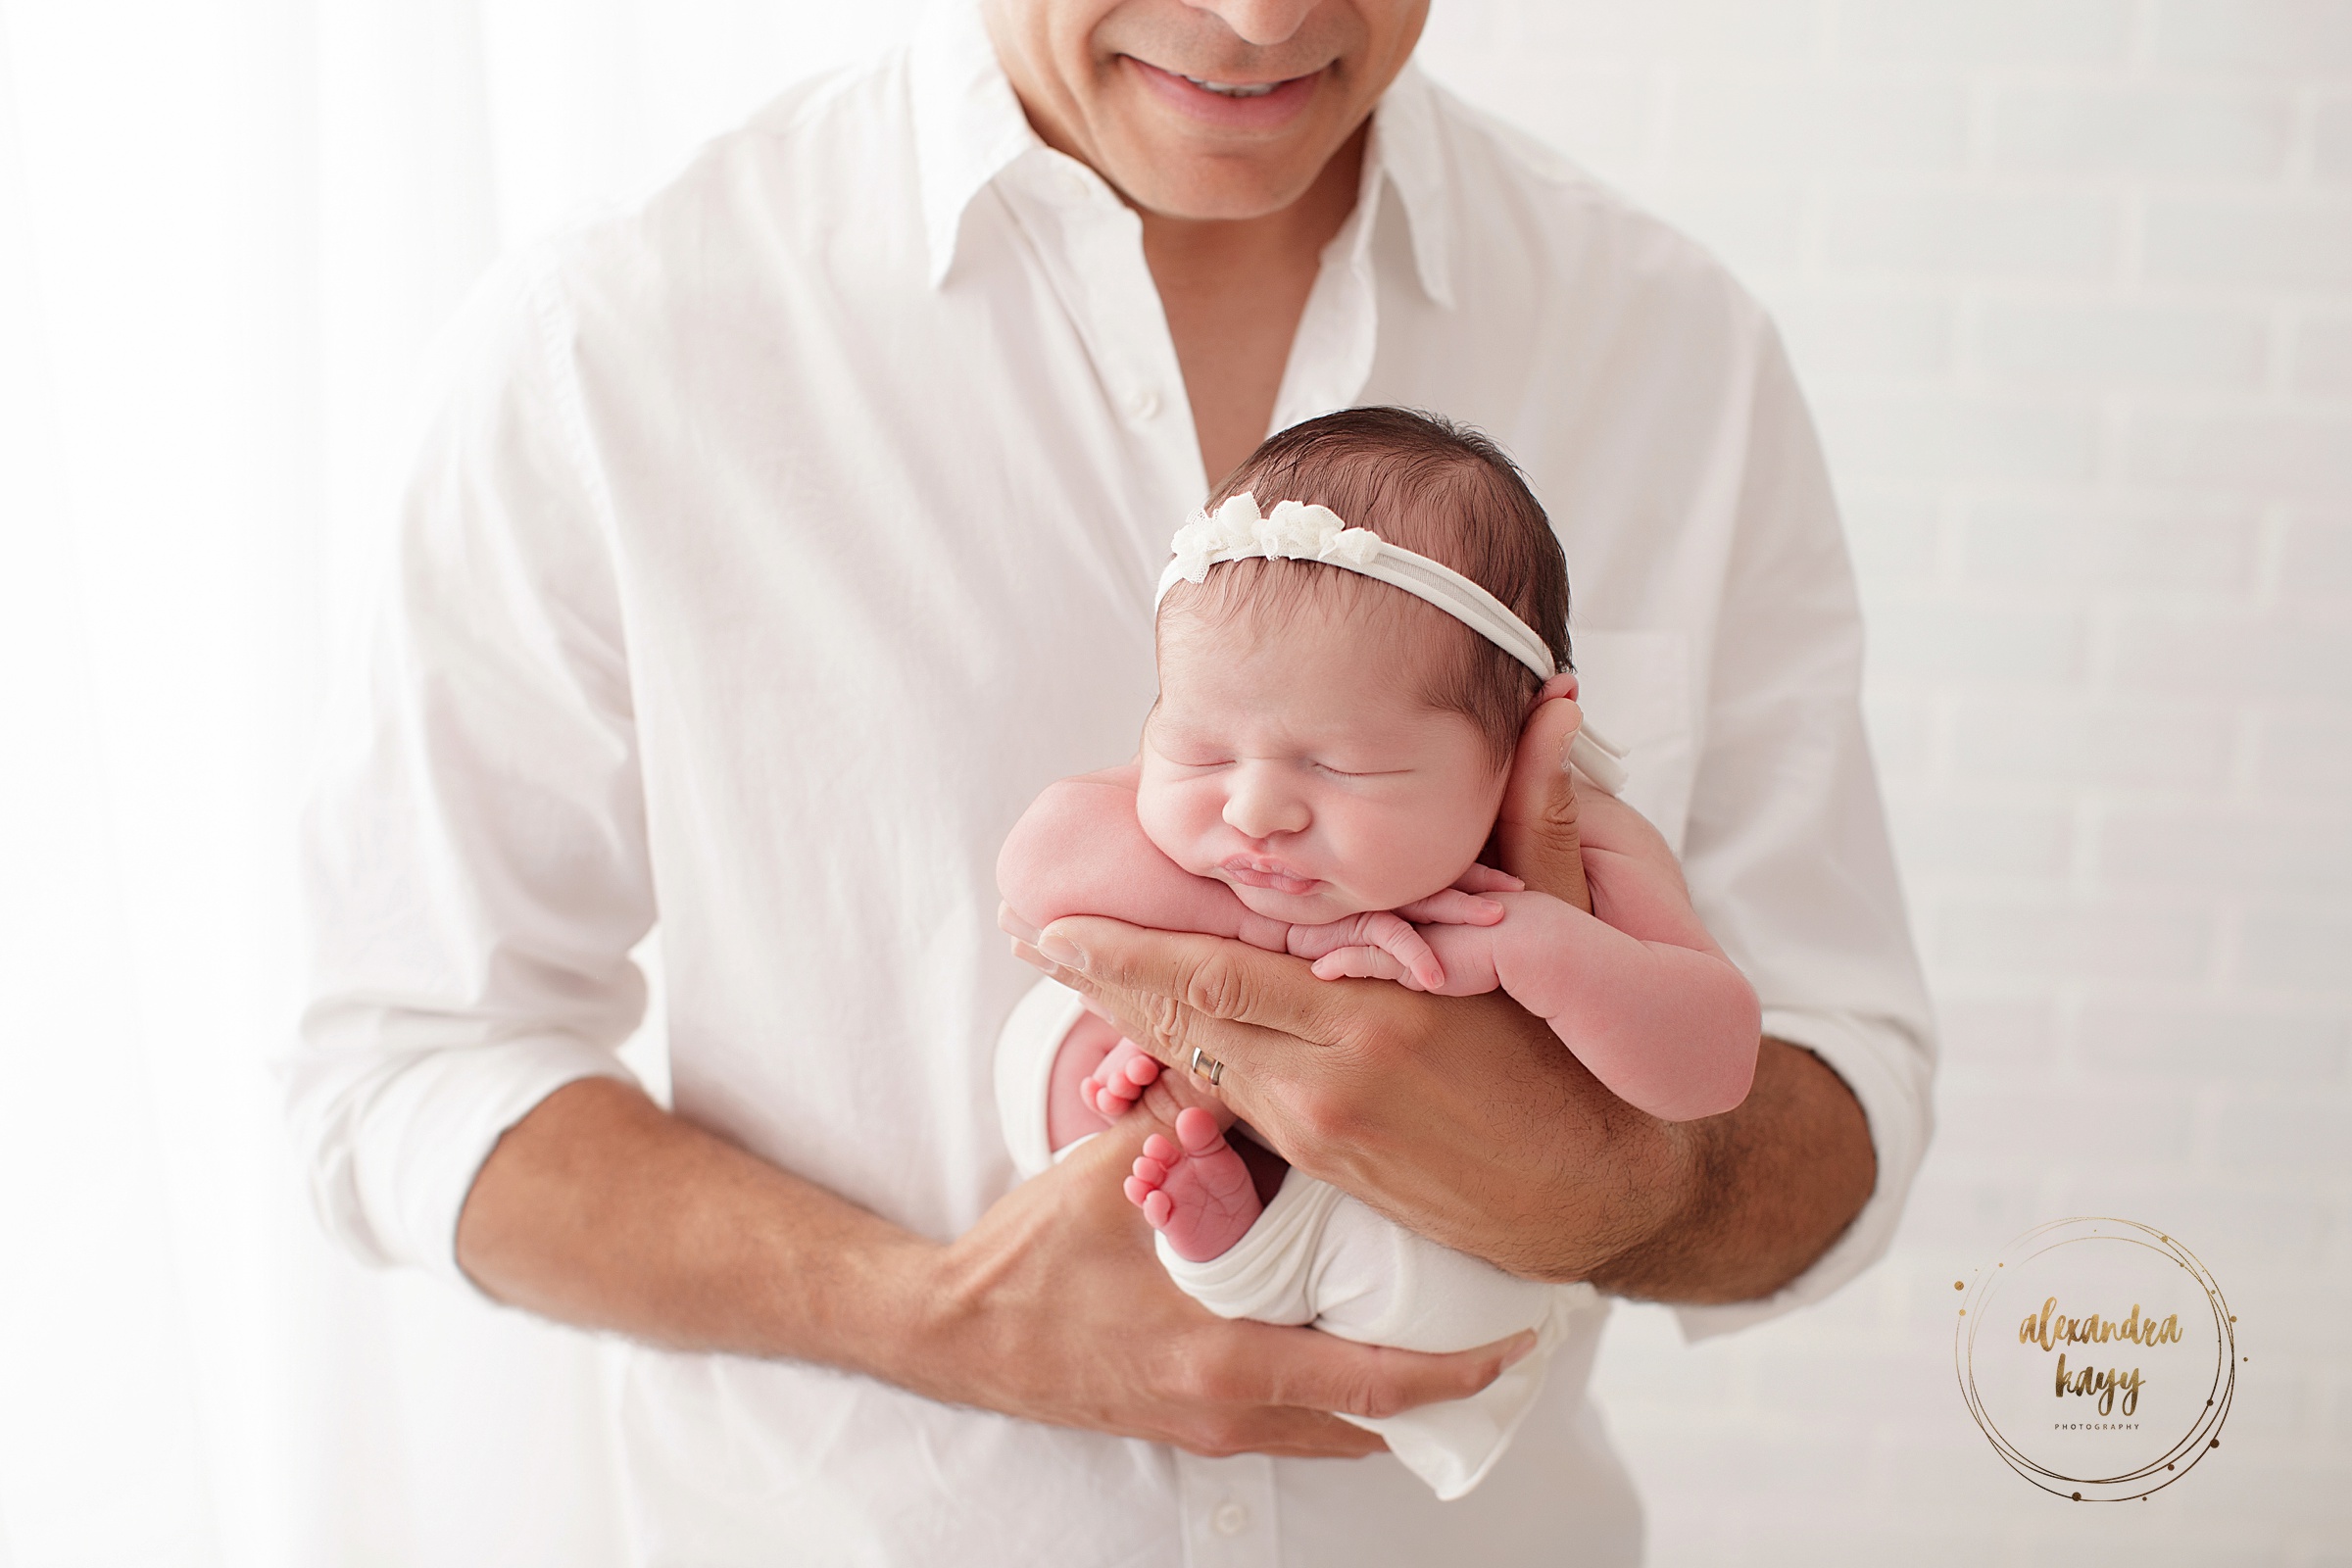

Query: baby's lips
[1218,856,1324,896]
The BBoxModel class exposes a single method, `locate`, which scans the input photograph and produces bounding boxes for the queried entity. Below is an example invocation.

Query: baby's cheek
[1350,804,1488,906]
[1134,780,1209,871]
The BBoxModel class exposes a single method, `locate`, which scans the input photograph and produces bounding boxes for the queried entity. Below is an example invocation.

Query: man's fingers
[1173,1409,1389,1460]
[1249,1323,1534,1423]
[1035,914,1357,1071]
[1496,695,1592,911]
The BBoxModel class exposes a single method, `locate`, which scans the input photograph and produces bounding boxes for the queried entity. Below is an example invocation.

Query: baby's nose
[1223,773,1311,839]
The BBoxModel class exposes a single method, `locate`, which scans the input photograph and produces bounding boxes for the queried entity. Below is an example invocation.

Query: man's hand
[458,1076,1529,1456]
[908,1115,1532,1455]
[1013,923,1692,1281]
[1007,689,1877,1298]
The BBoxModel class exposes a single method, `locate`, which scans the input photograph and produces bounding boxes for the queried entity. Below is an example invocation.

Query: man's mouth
[1182,76,1278,98]
[1127,59,1321,124]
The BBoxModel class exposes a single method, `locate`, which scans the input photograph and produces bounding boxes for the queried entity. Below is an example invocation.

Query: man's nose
[1187,0,1319,49]
[1223,767,1310,840]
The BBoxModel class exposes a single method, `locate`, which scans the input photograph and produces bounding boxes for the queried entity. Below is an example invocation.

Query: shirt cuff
[1670,1006,1935,1342]
[291,1034,639,1292]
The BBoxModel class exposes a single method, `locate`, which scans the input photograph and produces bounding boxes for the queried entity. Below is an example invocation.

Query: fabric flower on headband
[1166,493,1385,584]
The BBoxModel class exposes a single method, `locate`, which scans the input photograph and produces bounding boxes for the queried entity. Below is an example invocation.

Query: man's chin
[1093,131,1337,222]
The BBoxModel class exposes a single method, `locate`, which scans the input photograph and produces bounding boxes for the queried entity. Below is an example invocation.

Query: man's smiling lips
[1220,857,1324,896]
[1125,57,1323,129]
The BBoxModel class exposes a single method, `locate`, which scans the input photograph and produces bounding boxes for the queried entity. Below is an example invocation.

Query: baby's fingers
[1451,863,1523,895]
[1357,912,1447,992]
[1393,888,1506,926]
[1310,947,1410,983]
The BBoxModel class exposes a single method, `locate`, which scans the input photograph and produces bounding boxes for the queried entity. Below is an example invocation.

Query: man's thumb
[1496,695,1592,912]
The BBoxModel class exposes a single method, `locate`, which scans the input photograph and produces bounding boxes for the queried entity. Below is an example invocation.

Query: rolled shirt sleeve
[288,258,651,1287]
[1669,326,1937,1340]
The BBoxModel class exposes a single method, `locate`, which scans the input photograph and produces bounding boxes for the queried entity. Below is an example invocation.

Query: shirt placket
[996,155,1392,1568]
[1018,172,1294,1562]
[1174,1450,1281,1568]
[1001,152,1203,565]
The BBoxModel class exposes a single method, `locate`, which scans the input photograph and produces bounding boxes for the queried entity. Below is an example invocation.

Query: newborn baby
[995,408,1762,1497]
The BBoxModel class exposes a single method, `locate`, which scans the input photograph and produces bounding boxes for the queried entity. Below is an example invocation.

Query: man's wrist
[1533,1086,1710,1288]
[1570,1105,1714,1293]
[1578,1039,1876,1305]
[850,1231,975,1402]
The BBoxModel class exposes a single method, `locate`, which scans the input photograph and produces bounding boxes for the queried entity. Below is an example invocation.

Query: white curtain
[0,3,916,1563]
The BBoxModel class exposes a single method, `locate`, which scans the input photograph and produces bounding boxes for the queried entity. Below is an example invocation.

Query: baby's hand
[1286,910,1447,991]
[1393,864,1521,927]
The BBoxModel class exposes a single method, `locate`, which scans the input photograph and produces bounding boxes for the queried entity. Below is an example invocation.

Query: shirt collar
[1362,62,1453,309]
[909,0,1453,308]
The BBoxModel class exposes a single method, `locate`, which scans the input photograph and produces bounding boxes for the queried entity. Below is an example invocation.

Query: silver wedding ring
[1189,1047,1226,1088]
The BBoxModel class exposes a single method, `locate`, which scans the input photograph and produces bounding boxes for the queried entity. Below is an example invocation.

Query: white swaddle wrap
[995,978,1602,1499]
[1155,1161,1598,1498]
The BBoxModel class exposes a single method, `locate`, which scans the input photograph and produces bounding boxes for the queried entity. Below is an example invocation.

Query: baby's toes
[1123,1174,1155,1206]
[1119,1053,1160,1088]
[1141,1190,1174,1229]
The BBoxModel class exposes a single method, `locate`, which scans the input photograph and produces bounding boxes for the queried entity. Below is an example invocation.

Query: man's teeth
[1184,76,1278,98]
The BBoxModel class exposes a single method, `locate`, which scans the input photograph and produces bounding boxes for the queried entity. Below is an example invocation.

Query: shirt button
[1212,1500,1250,1536]
[1125,389,1161,420]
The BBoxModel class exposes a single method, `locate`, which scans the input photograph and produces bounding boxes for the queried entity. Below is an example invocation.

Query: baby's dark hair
[1159,407,1571,770]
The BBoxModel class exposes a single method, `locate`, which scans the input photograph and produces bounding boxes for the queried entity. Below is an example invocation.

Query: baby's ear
[1537,672,1579,704]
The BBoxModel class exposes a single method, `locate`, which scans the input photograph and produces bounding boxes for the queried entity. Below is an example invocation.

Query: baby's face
[1137,600,1507,925]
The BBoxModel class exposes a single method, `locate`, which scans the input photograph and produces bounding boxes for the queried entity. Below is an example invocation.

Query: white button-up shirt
[292,4,1935,1561]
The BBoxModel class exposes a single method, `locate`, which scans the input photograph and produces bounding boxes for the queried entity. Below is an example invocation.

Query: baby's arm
[1001,766,1299,1118]
[1410,794,1760,1122]
[1000,769,1504,977]
[997,764,1291,954]
[998,769,1513,1115]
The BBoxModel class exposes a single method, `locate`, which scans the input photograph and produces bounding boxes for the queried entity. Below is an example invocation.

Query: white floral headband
[1153,493,1630,792]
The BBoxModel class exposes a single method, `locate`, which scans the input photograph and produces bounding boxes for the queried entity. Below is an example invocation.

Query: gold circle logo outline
[1954,1217,2235,1501]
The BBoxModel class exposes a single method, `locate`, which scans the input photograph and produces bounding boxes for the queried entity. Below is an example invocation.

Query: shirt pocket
[1569,629,1697,858]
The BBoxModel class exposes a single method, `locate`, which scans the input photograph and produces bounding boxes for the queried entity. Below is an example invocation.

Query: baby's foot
[1045,1007,1130,1152]
[1124,1107,1263,1262]
[1081,1038,1161,1119]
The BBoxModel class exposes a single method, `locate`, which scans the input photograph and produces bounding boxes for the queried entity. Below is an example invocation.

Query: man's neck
[1139,127,1368,486]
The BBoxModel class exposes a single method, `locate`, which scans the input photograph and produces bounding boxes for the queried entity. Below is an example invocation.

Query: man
[292,0,1934,1559]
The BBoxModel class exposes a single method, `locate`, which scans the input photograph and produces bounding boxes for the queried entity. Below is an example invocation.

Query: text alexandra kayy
[2020,1298,2184,1420]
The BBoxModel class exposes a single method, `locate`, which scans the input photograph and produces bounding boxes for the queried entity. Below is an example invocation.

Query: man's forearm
[453,1073,1520,1458]
[455,1076,938,1369]
[1577,1037,1875,1303]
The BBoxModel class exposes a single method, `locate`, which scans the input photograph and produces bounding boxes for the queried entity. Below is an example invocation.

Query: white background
[1,0,2345,1562]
